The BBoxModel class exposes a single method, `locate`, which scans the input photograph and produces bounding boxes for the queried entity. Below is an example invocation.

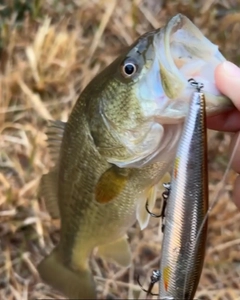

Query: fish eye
[121,60,138,78]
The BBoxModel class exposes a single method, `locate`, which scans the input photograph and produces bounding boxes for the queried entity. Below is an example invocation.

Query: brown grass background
[1,0,240,299]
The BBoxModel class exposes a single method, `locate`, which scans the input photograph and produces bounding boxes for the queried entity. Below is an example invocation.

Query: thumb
[215,61,240,111]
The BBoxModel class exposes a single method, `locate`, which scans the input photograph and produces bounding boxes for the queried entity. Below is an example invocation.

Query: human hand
[207,61,240,209]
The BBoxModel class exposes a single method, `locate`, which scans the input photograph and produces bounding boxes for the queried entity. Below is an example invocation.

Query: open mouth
[167,14,224,94]
[155,14,232,114]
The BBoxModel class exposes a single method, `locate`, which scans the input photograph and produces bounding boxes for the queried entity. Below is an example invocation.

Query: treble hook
[145,182,171,231]
[145,191,169,217]
[137,269,161,297]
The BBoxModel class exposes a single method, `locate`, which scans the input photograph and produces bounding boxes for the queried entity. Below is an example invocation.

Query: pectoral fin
[97,235,131,267]
[95,166,129,204]
[136,185,157,230]
[39,169,60,219]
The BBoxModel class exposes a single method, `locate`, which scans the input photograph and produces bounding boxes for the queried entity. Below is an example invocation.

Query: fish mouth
[155,14,233,117]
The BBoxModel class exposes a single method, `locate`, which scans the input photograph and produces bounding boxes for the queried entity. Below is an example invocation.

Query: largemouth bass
[37,14,232,299]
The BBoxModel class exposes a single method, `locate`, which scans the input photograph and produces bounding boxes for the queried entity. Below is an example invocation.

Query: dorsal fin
[46,120,66,165]
[39,169,60,219]
[38,120,65,219]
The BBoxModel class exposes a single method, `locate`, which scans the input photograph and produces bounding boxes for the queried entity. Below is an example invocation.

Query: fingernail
[222,61,240,77]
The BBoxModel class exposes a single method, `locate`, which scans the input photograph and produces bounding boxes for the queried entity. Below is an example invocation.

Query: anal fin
[97,235,131,267]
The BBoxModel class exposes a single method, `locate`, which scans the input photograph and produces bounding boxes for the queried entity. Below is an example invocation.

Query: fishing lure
[139,78,209,299]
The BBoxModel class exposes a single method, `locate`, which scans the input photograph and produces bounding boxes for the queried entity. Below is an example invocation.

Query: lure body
[159,87,209,299]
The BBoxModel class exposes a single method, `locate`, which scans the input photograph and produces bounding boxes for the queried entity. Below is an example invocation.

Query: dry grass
[1,0,240,299]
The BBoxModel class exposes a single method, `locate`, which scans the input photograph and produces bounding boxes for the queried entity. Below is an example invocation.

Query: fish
[159,79,208,299]
[37,14,232,299]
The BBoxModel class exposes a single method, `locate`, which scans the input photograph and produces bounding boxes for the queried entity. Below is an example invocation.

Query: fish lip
[155,14,191,94]
[163,14,187,78]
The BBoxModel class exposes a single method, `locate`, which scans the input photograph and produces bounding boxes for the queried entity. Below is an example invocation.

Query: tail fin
[38,248,96,299]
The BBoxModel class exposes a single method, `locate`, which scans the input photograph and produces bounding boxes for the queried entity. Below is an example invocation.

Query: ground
[1,0,240,299]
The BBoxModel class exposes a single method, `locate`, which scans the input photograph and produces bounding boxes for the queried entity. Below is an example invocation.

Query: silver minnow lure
[159,80,209,299]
